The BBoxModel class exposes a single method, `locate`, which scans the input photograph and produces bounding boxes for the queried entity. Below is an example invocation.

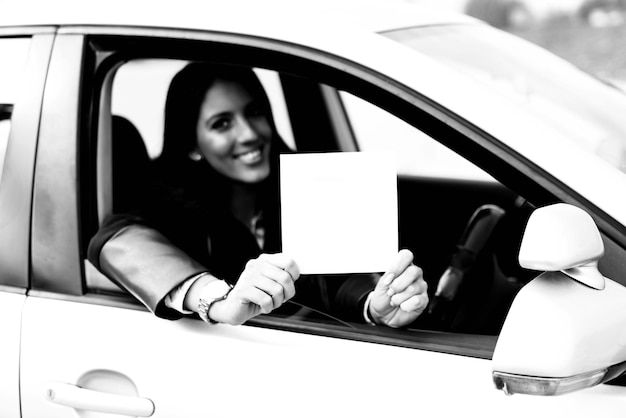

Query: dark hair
[154,62,290,207]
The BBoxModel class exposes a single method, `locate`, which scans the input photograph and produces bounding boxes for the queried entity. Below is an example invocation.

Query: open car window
[0,37,30,185]
[81,36,554,362]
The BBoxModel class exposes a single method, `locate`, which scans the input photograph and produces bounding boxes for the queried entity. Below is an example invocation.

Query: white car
[2,0,626,416]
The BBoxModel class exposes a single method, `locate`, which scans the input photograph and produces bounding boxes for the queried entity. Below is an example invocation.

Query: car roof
[0,0,477,35]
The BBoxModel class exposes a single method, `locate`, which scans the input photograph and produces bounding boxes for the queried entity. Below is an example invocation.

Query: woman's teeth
[237,148,262,164]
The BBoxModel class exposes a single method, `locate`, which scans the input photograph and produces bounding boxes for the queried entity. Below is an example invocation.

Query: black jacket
[88,190,376,323]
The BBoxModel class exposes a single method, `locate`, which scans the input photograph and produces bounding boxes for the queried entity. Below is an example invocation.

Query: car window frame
[28,25,626,361]
[0,28,55,292]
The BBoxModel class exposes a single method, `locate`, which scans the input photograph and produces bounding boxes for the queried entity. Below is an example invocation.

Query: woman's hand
[368,249,428,328]
[209,253,300,325]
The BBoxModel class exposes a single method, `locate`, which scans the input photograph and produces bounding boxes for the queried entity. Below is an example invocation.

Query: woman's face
[195,78,273,183]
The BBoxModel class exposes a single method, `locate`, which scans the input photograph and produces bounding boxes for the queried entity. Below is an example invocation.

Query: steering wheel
[423,203,526,334]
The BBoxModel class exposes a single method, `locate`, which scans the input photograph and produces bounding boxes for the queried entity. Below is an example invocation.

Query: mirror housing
[518,203,605,289]
[492,203,626,395]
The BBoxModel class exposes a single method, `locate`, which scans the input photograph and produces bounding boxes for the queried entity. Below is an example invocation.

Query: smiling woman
[90,60,429,329]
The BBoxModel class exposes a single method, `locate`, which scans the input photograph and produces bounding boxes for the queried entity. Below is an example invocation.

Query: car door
[18,26,626,418]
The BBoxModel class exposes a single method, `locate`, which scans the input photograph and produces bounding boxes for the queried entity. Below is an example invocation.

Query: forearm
[96,224,207,318]
[181,272,221,313]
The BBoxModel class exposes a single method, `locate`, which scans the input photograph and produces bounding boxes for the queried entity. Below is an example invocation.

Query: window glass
[340,91,494,181]
[0,37,31,184]
[385,24,626,175]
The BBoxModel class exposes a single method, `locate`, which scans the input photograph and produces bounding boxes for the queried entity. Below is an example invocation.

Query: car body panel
[19,296,626,417]
[31,33,84,295]
[0,291,24,418]
[0,0,477,33]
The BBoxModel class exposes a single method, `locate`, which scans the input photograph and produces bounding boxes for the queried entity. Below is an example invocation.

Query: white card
[280,151,398,274]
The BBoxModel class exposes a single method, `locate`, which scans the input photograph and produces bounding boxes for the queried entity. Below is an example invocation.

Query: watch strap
[198,280,233,324]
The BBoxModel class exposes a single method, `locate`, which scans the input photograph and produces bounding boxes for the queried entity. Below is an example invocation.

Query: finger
[398,294,429,313]
[237,286,275,314]
[374,272,395,291]
[377,250,415,292]
[252,261,297,301]
[386,249,414,277]
[239,267,290,309]
[390,280,428,306]
[239,259,295,305]
[259,253,300,282]
[387,265,424,296]
[254,276,290,308]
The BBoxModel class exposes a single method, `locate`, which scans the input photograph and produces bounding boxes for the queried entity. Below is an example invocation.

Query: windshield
[384,24,626,174]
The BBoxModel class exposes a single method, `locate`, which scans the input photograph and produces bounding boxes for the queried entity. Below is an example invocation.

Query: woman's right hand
[209,253,300,325]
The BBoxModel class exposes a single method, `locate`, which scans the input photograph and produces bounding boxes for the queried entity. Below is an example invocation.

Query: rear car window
[0,37,31,184]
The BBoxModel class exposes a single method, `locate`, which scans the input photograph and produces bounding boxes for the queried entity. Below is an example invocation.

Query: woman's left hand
[368,249,428,328]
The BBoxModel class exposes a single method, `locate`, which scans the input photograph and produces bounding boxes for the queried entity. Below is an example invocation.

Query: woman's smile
[233,144,265,165]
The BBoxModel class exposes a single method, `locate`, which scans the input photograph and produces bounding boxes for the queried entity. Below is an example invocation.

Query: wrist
[205,298,231,325]
[196,279,233,324]
[363,292,379,325]
[183,272,217,312]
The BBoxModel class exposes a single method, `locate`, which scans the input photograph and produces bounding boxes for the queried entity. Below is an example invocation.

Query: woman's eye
[210,118,231,131]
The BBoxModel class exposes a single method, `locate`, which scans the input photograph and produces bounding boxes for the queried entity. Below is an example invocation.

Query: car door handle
[44,381,155,417]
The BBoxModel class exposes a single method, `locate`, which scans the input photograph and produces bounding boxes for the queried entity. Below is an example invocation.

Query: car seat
[111,115,152,213]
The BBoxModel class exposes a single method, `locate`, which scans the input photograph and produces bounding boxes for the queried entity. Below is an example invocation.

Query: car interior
[82,52,543,339]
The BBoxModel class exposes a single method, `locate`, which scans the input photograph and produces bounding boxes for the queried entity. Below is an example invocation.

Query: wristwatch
[197,279,233,324]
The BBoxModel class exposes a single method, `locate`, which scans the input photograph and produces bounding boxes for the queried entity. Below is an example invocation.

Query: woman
[88,62,428,328]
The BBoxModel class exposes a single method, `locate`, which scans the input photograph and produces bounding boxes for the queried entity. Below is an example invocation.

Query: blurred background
[402,0,626,89]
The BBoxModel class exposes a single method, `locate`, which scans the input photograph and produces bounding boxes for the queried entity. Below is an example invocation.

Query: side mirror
[518,202,605,290]
[492,203,626,396]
